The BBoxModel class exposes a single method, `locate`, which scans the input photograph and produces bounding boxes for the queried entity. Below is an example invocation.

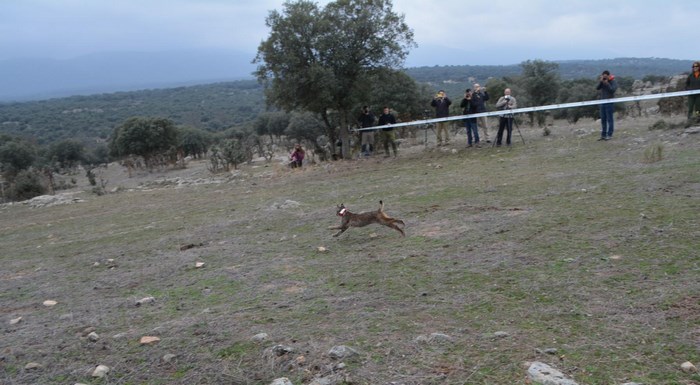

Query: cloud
[0,0,697,64]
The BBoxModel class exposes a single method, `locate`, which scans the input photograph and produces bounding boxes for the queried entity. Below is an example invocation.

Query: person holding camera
[471,83,490,142]
[460,89,480,147]
[596,70,618,140]
[358,105,376,156]
[430,90,452,146]
[495,88,518,146]
[685,61,700,123]
[377,106,398,157]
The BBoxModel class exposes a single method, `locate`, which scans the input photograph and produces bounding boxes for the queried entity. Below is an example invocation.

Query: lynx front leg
[333,226,348,237]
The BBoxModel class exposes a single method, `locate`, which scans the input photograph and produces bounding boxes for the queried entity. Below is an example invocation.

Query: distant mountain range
[0,52,693,103]
[0,50,258,101]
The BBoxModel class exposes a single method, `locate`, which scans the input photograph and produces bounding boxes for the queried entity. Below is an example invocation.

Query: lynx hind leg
[388,222,405,237]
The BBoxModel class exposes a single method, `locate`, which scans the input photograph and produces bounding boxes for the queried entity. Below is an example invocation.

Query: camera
[505,95,510,99]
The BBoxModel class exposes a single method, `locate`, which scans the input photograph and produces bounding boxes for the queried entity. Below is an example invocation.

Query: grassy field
[1,116,699,385]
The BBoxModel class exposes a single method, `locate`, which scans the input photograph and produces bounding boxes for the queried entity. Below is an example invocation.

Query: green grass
[1,118,698,384]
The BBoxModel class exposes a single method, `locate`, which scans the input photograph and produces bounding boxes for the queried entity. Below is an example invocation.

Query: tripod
[492,111,525,147]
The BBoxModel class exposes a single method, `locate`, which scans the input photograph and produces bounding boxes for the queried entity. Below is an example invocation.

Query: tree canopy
[254,0,416,158]
[109,117,179,163]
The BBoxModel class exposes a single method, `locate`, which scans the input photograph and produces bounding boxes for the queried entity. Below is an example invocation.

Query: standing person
[596,70,618,140]
[495,88,518,146]
[460,89,480,147]
[430,90,452,146]
[290,144,305,168]
[685,61,700,123]
[471,83,490,142]
[377,106,398,157]
[358,105,376,156]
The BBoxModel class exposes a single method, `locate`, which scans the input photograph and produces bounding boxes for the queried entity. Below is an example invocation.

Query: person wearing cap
[596,70,617,140]
[430,90,452,146]
[685,61,700,122]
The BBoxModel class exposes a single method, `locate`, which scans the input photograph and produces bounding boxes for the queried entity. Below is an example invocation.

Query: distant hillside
[0,81,264,145]
[406,57,692,84]
[0,57,692,147]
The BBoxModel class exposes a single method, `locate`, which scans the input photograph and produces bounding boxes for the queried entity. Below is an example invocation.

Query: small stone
[135,296,155,306]
[328,345,358,360]
[544,348,558,355]
[43,300,58,307]
[369,233,378,238]
[252,333,269,342]
[681,361,697,373]
[528,361,578,385]
[317,246,327,252]
[24,362,42,370]
[92,364,110,378]
[162,353,177,363]
[87,332,100,342]
[139,336,161,345]
[10,317,22,325]
[295,355,306,365]
[59,313,74,320]
[272,345,293,356]
[195,261,205,268]
[494,331,509,338]
[270,378,294,385]
[428,332,454,343]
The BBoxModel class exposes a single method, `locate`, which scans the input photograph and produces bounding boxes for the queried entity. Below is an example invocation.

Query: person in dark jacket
[430,90,452,146]
[596,70,618,140]
[460,89,480,147]
[377,106,398,157]
[358,106,376,156]
[471,83,490,142]
[686,61,700,121]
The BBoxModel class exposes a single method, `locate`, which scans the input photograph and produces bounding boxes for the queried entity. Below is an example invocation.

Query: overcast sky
[0,0,696,66]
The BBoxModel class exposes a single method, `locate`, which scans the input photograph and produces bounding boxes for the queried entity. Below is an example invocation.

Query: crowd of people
[289,64,699,167]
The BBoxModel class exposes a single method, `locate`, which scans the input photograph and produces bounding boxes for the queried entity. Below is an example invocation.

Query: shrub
[649,120,668,130]
[7,170,46,201]
[643,143,664,163]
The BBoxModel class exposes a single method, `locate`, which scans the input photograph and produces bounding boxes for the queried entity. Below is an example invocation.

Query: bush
[649,120,668,130]
[7,170,46,201]
[643,143,664,163]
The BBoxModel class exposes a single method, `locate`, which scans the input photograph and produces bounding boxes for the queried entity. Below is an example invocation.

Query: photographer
[430,90,452,146]
[596,70,617,140]
[471,83,490,142]
[358,105,376,156]
[686,61,700,123]
[460,89,480,147]
[495,88,517,146]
